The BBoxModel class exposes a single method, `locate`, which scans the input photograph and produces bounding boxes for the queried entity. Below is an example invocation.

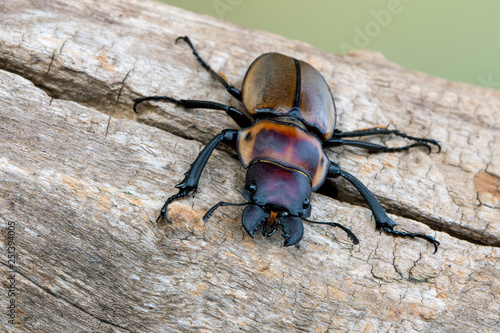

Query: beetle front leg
[327,162,439,253]
[158,129,239,223]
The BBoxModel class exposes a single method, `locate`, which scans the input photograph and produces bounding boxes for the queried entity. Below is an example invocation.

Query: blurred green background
[160,0,500,90]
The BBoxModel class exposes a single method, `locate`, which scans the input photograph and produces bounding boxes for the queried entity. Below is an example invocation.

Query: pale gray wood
[0,0,499,332]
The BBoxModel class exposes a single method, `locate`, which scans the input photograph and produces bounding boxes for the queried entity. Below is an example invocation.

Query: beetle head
[242,161,312,246]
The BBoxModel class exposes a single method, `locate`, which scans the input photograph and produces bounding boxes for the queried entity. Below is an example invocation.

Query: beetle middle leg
[134,96,252,129]
[327,126,441,153]
[157,129,238,223]
[324,138,435,154]
[176,36,242,101]
[327,161,439,253]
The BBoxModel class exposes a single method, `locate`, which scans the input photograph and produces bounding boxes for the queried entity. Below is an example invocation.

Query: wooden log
[0,0,499,331]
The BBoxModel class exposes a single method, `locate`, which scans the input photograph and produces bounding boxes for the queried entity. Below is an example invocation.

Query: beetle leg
[330,126,441,153]
[157,129,239,223]
[134,96,252,129]
[324,138,434,154]
[327,162,440,253]
[176,36,243,101]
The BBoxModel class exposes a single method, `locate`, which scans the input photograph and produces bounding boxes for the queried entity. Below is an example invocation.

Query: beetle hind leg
[176,36,242,101]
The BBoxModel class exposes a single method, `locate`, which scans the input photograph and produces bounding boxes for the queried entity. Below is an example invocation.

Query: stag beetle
[134,36,440,252]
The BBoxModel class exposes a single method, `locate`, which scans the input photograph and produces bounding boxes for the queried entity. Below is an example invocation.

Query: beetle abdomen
[241,53,336,140]
[237,120,328,190]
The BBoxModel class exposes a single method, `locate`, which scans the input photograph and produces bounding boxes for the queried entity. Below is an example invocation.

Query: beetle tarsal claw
[157,184,200,223]
[381,226,440,254]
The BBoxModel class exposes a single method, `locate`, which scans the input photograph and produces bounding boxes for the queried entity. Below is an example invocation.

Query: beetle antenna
[302,218,359,244]
[203,201,252,222]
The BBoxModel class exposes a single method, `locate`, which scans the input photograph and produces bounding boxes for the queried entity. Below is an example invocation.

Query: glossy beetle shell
[237,120,328,190]
[241,53,336,141]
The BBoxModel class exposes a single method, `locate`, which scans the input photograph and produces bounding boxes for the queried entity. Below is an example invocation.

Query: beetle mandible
[134,36,440,252]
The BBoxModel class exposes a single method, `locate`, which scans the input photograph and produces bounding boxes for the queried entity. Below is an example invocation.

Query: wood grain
[1,0,499,331]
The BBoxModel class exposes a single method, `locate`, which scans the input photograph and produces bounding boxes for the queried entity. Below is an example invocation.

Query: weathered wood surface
[0,0,499,332]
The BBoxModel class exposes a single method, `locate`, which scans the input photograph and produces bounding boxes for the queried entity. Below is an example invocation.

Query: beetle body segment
[243,161,312,217]
[241,162,311,246]
[242,53,336,140]
[237,120,328,190]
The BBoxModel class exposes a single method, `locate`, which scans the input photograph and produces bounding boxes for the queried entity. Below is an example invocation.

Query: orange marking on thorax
[237,120,329,190]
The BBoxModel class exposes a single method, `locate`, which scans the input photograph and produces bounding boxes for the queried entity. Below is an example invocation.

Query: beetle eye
[246,182,257,194]
[303,198,310,209]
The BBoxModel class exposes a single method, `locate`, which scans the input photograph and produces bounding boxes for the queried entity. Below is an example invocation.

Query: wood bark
[1,0,499,332]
